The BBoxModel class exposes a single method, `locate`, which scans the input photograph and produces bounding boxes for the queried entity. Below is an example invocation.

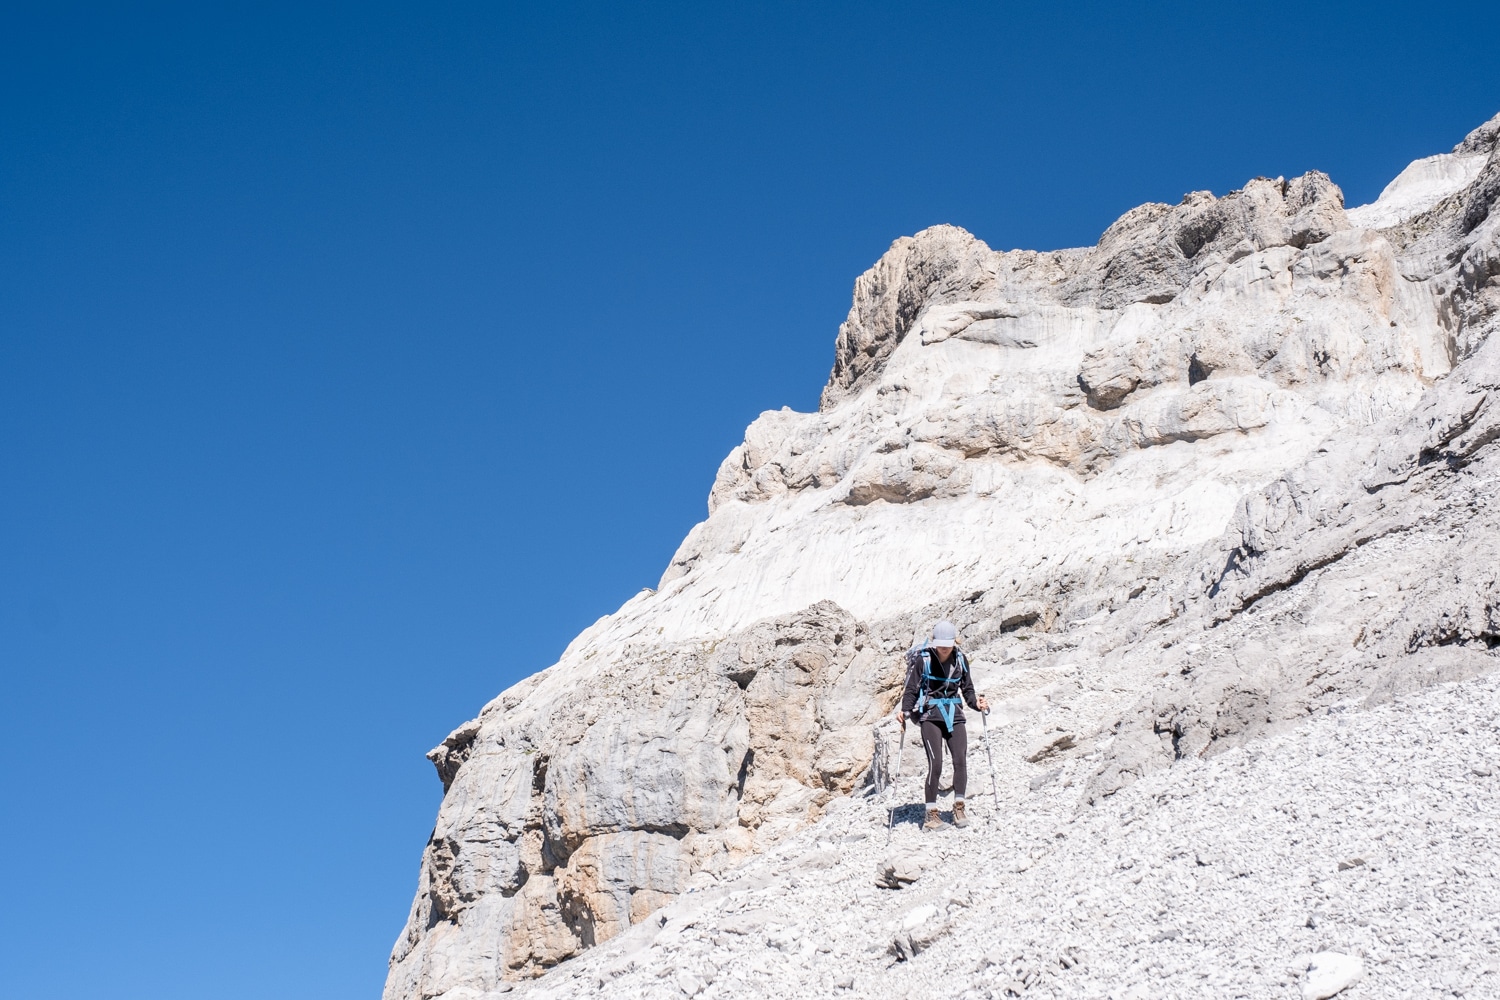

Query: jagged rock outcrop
[385,111,1500,1000]
[384,602,901,991]
[821,224,998,410]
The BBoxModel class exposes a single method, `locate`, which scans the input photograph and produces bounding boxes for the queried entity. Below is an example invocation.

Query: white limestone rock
[385,111,1500,1000]
[1346,112,1500,231]
[1302,951,1364,999]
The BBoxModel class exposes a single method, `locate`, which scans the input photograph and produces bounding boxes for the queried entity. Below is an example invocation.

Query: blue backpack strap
[918,648,967,729]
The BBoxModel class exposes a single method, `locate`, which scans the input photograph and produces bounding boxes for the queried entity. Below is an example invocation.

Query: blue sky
[1,3,1495,997]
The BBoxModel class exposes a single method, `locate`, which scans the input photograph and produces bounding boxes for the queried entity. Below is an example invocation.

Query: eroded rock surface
[386,111,1500,1000]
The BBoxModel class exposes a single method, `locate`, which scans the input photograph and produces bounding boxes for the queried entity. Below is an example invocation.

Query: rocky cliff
[384,112,1500,1000]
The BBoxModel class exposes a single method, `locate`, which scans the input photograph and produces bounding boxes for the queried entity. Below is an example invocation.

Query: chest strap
[913,649,967,729]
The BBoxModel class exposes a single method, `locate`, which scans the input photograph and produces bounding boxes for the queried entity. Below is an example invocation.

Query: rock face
[384,112,1500,999]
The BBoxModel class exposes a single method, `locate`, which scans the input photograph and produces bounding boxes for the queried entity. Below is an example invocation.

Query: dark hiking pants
[920,720,967,804]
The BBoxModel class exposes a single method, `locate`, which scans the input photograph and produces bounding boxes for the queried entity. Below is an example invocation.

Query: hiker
[898,620,987,831]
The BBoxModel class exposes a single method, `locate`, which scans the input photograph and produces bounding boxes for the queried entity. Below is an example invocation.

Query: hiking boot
[952,800,970,828]
[923,807,945,832]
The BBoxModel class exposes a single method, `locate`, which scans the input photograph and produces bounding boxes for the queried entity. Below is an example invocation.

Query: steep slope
[493,670,1500,1000]
[384,112,1500,1000]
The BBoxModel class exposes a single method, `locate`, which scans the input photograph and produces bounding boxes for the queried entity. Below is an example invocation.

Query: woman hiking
[899,620,987,831]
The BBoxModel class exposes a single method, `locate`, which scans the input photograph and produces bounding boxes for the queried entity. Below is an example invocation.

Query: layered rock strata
[385,112,1500,999]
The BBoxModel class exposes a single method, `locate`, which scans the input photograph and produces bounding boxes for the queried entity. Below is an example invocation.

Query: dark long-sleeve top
[900,646,979,726]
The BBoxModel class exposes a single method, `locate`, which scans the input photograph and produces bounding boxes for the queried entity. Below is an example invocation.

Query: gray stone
[876,856,922,889]
[1025,732,1078,763]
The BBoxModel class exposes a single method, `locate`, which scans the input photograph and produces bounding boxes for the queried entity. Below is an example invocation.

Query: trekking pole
[981,709,999,827]
[886,717,906,841]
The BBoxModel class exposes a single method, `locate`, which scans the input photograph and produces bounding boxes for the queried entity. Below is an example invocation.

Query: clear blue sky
[1,3,1494,997]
